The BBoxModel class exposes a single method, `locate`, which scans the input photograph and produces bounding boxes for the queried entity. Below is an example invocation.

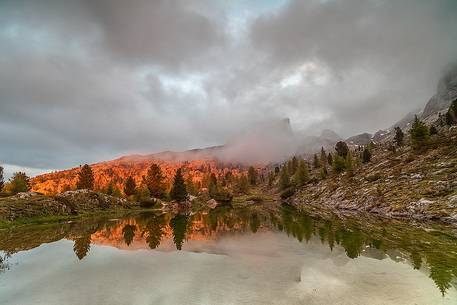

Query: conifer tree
[394,127,404,146]
[143,164,166,198]
[267,171,275,187]
[9,172,30,194]
[327,153,333,166]
[320,147,327,166]
[429,125,438,135]
[313,154,321,169]
[170,168,188,202]
[122,224,136,246]
[124,176,137,196]
[290,156,298,175]
[76,164,94,190]
[237,174,249,194]
[293,159,309,187]
[247,166,257,185]
[362,147,372,163]
[105,181,115,195]
[320,165,328,178]
[170,214,188,250]
[0,165,3,192]
[332,156,346,173]
[410,115,429,148]
[345,150,353,173]
[185,175,198,195]
[335,141,349,157]
[208,173,218,198]
[279,166,290,190]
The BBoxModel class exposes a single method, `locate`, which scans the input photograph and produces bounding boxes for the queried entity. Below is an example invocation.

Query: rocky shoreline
[0,190,135,222]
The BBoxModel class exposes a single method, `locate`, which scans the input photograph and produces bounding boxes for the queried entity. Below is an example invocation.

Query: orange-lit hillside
[30,153,251,195]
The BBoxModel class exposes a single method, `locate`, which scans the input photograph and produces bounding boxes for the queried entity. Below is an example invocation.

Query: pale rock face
[422,66,457,118]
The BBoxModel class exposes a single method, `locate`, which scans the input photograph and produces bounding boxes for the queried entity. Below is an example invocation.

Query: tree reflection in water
[1,204,457,295]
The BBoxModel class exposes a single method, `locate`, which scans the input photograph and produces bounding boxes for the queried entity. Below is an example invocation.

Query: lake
[1,204,456,305]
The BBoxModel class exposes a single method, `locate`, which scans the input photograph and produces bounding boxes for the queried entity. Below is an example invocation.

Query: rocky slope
[289,128,457,223]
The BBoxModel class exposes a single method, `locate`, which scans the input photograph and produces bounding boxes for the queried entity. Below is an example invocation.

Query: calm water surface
[1,204,457,305]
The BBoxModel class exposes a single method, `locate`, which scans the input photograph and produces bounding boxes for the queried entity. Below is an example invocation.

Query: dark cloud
[1,0,457,173]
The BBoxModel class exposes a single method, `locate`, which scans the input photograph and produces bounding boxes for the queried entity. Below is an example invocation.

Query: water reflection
[1,204,457,296]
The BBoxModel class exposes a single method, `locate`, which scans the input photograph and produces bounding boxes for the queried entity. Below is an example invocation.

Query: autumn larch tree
[143,164,166,198]
[124,176,137,196]
[76,164,94,190]
[170,168,188,202]
[394,127,404,146]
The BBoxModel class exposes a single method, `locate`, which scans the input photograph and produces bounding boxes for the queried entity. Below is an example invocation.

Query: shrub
[280,187,295,199]
[332,155,346,173]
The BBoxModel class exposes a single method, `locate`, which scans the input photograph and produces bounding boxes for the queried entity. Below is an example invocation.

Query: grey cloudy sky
[1,0,457,176]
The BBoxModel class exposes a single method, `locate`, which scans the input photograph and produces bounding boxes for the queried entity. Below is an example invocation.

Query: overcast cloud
[1,0,457,175]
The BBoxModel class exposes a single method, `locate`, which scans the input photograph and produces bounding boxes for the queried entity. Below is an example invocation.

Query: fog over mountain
[1,0,457,176]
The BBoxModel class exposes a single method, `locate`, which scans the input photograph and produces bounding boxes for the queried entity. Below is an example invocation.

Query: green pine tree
[327,153,333,165]
[320,147,327,166]
[279,166,290,190]
[345,150,353,173]
[335,141,349,157]
[410,115,429,148]
[332,156,346,173]
[185,175,198,195]
[362,147,371,163]
[237,174,249,194]
[170,168,188,202]
[76,164,94,190]
[394,127,404,146]
[293,159,309,187]
[124,176,137,196]
[105,181,115,195]
[208,173,218,198]
[313,154,321,169]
